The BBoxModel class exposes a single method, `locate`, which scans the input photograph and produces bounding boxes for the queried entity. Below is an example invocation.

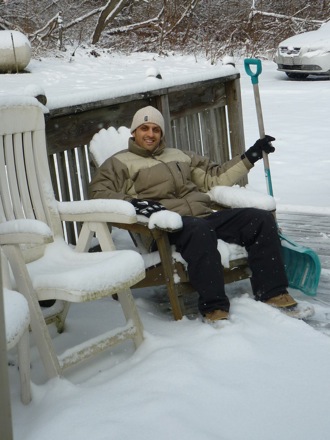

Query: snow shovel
[244,58,321,296]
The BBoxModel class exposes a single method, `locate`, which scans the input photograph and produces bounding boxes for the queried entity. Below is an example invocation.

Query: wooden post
[156,95,173,147]
[225,77,247,185]
[0,256,14,440]
[225,77,245,157]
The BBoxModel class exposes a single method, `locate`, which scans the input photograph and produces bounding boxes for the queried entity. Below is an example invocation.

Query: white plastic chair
[0,97,145,379]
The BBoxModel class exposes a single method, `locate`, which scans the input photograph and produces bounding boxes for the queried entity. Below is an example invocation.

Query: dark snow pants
[169,208,288,315]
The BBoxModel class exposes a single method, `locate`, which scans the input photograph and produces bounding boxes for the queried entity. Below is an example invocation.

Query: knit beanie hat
[130,106,165,135]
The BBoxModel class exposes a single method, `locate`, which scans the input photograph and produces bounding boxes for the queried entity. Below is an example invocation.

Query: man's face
[133,123,162,152]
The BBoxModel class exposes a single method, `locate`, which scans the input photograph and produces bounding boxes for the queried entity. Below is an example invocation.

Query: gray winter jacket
[89,137,252,217]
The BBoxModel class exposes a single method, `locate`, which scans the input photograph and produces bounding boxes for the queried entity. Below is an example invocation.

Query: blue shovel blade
[280,232,321,296]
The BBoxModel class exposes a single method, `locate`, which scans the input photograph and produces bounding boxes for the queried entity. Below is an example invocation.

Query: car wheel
[286,72,309,80]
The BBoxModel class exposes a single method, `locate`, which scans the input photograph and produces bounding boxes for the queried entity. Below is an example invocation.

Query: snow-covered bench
[90,126,276,320]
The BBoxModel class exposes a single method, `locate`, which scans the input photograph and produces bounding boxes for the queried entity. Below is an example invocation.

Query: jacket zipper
[153,156,194,215]
[153,156,181,198]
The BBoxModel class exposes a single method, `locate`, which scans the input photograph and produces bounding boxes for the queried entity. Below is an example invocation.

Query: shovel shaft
[252,82,274,197]
[244,58,274,197]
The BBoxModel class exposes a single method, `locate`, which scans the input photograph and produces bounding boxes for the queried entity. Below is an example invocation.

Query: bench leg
[153,231,184,320]
[117,289,144,348]
[17,328,32,404]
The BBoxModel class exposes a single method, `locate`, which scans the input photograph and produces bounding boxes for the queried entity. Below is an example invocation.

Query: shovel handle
[244,59,265,136]
[244,58,274,197]
[244,58,262,84]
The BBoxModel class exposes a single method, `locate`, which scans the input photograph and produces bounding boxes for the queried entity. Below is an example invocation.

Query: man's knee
[245,208,276,227]
[184,217,216,239]
[177,217,218,250]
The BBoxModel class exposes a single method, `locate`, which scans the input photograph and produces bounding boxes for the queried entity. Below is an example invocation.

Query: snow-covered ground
[1,49,330,440]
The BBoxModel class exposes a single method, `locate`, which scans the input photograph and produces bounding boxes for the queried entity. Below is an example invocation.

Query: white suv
[274,21,330,79]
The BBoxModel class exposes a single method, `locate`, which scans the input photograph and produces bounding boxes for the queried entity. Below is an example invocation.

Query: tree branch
[105,8,164,35]
[249,9,324,25]
[164,0,200,38]
[62,8,104,31]
[28,13,62,42]
[0,17,24,32]
[92,0,130,44]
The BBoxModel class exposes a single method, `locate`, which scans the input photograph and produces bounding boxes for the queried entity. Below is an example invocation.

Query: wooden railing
[44,71,246,244]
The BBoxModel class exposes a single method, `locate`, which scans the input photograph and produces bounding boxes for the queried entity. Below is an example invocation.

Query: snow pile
[26,238,145,297]
[90,126,131,165]
[209,185,276,210]
[58,198,136,216]
[0,219,52,237]
[0,95,48,113]
[148,210,183,231]
[217,239,247,267]
[4,289,30,349]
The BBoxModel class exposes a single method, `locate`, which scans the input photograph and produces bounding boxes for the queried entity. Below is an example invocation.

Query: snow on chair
[2,251,31,404]
[4,289,31,404]
[89,125,276,320]
[0,97,145,379]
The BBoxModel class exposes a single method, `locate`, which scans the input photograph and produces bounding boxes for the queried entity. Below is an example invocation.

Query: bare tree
[91,0,130,44]
[0,0,329,59]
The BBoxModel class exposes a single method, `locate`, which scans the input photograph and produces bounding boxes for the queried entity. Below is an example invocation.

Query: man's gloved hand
[131,199,166,217]
[243,135,275,164]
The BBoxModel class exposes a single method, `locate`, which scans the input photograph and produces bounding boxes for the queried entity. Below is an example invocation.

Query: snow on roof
[0,48,238,110]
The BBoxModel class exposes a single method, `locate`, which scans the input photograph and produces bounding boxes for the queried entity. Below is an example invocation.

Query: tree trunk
[92,0,129,44]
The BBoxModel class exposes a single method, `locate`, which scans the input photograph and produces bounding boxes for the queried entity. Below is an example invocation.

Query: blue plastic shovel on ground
[244,58,321,296]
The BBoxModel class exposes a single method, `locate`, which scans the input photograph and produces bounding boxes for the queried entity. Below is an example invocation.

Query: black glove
[131,199,166,217]
[242,135,275,164]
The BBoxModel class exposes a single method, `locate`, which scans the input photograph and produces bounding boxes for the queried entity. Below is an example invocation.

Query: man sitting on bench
[89,106,297,323]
